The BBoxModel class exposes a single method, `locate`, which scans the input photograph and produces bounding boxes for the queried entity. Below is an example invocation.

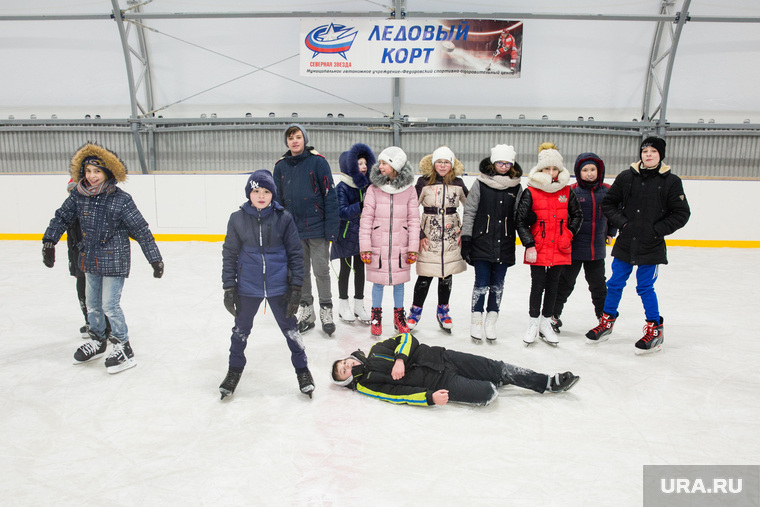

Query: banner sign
[300,19,523,78]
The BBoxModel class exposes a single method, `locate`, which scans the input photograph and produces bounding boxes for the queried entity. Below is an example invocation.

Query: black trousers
[553,259,607,318]
[436,349,548,405]
[412,275,452,307]
[528,265,563,318]
[337,255,365,300]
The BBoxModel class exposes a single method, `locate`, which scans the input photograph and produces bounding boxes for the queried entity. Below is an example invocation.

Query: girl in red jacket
[516,143,583,347]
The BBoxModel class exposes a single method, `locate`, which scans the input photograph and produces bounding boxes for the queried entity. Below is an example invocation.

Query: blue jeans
[604,258,660,321]
[471,260,509,313]
[372,283,404,309]
[85,274,128,343]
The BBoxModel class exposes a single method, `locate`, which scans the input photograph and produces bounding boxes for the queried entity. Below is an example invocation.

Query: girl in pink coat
[359,146,420,336]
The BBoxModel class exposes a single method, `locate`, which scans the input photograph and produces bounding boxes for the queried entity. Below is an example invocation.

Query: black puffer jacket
[601,162,690,265]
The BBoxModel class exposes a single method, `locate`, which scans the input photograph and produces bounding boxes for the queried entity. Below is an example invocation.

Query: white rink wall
[1,174,758,244]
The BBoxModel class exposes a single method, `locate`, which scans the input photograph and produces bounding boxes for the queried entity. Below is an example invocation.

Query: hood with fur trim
[369,158,415,194]
[338,143,374,189]
[419,153,465,179]
[70,142,127,183]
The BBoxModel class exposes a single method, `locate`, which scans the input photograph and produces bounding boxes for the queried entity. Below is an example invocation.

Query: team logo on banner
[305,23,358,59]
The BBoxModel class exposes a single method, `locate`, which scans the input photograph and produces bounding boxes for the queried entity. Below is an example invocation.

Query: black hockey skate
[219,369,242,400]
[319,303,335,336]
[547,372,580,393]
[297,303,316,334]
[297,368,315,398]
[550,315,562,334]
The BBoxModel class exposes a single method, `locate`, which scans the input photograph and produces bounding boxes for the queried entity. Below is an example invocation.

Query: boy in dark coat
[586,137,690,354]
[551,152,617,333]
[43,142,163,374]
[331,333,579,406]
[220,170,314,399]
[273,124,339,336]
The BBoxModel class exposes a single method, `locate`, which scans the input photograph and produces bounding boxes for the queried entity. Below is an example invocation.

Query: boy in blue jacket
[220,170,314,400]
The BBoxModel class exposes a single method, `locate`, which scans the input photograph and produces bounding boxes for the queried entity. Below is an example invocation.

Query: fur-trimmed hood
[338,143,374,189]
[70,142,127,183]
[419,153,465,179]
[369,159,415,194]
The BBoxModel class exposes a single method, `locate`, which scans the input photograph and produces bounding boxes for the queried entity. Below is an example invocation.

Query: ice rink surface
[1,241,758,506]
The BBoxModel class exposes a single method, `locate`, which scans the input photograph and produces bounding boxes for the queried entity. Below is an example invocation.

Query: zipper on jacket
[388,193,394,285]
[560,218,564,235]
[258,212,267,297]
[440,185,447,278]
[486,214,491,233]
[590,190,597,261]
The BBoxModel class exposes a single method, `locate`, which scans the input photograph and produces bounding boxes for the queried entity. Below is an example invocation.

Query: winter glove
[151,261,164,279]
[42,241,55,268]
[360,251,372,264]
[224,287,240,317]
[460,236,473,265]
[406,252,418,265]
[284,285,302,320]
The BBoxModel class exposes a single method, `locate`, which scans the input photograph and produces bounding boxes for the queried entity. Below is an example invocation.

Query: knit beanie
[432,146,455,165]
[378,146,408,172]
[490,144,516,164]
[640,136,666,161]
[284,123,309,147]
[245,169,277,200]
[534,148,564,173]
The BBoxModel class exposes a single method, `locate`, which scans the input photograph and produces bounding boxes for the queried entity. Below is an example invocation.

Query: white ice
[1,241,758,506]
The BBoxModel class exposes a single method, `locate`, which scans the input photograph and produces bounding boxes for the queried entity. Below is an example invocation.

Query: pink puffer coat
[359,160,421,286]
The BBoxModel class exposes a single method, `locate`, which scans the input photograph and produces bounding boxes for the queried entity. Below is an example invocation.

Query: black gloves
[151,261,164,278]
[42,241,55,268]
[460,236,472,265]
[284,285,302,320]
[224,287,240,317]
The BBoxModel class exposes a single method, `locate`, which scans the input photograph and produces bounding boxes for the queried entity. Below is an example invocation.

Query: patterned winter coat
[570,153,617,261]
[331,143,375,260]
[44,178,161,278]
[414,154,468,278]
[222,201,304,298]
[273,148,339,242]
[602,162,690,265]
[359,160,420,286]
[461,157,523,265]
[516,164,583,267]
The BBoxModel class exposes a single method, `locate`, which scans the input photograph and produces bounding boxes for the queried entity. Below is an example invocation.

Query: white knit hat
[534,148,564,172]
[432,146,455,165]
[378,146,408,172]
[490,144,516,164]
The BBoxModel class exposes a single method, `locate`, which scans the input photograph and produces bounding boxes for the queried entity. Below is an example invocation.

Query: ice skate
[547,372,580,393]
[407,305,423,330]
[470,312,484,342]
[436,304,453,333]
[635,317,664,355]
[297,303,316,334]
[319,303,336,336]
[586,312,618,343]
[104,341,136,374]
[73,337,107,364]
[297,368,315,398]
[393,307,410,334]
[550,315,562,334]
[353,299,370,324]
[337,298,355,323]
[370,307,382,336]
[523,317,539,346]
[538,315,559,347]
[484,312,499,342]
[219,368,242,400]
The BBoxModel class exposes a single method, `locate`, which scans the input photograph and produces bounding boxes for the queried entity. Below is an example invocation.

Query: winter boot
[523,317,539,346]
[296,368,315,398]
[550,314,562,334]
[394,307,410,333]
[539,315,559,347]
[470,312,484,342]
[219,368,242,400]
[635,317,664,355]
[338,298,355,323]
[407,305,423,330]
[586,312,618,343]
[370,308,382,336]
[319,303,336,336]
[297,303,316,334]
[73,337,107,364]
[484,312,499,342]
[104,341,136,374]
[546,372,580,393]
[436,304,453,333]
[353,298,371,324]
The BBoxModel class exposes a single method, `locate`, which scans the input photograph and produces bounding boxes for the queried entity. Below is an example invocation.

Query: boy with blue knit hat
[273,124,339,336]
[220,169,314,399]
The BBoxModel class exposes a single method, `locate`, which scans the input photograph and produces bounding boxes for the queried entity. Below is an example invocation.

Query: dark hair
[285,126,303,139]
[331,359,342,381]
